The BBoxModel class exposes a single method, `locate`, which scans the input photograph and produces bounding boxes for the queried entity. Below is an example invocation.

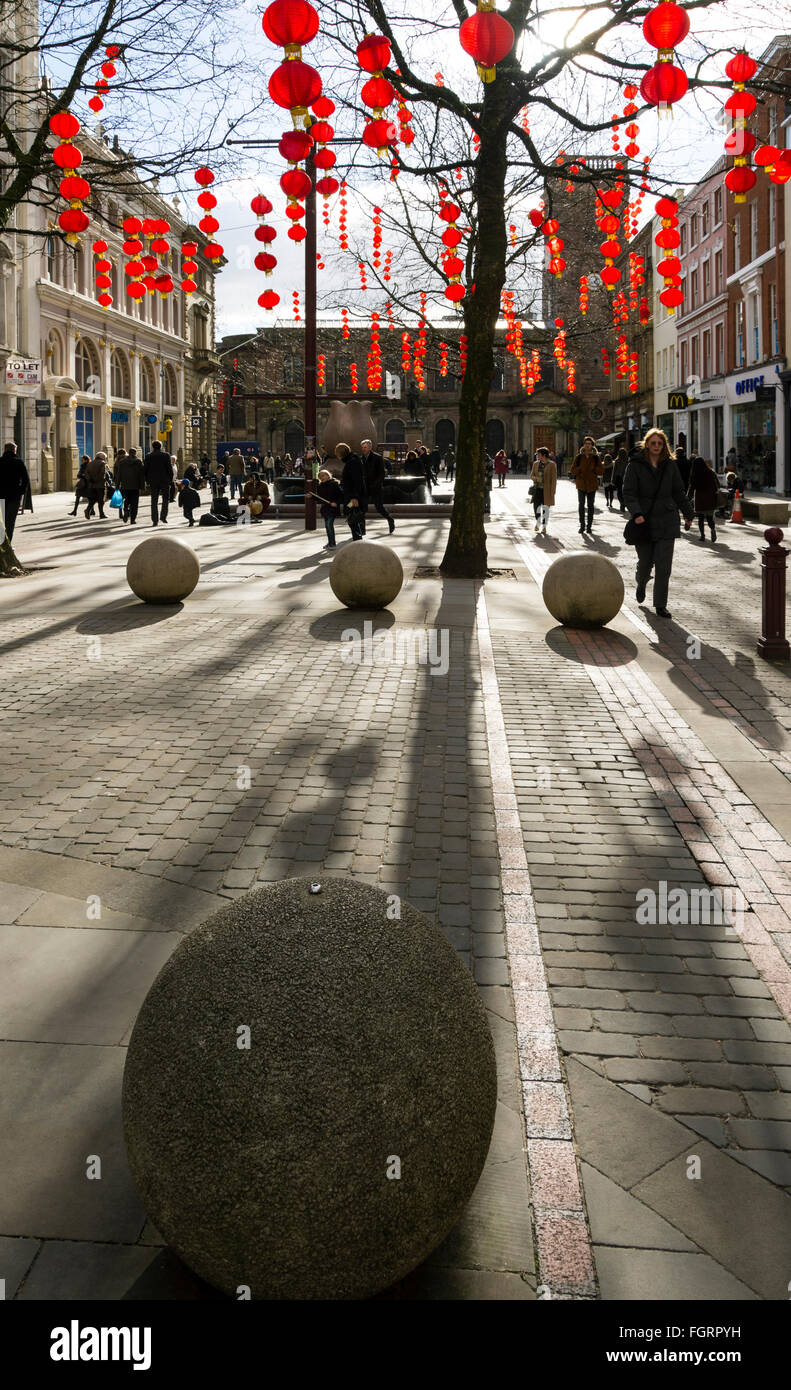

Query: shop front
[725,368,783,491]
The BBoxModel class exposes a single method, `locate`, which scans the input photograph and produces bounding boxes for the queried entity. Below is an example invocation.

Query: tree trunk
[440,80,510,579]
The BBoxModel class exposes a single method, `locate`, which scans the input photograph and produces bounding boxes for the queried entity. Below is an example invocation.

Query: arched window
[164,364,178,406]
[111,348,130,399]
[46,327,63,375]
[284,419,304,457]
[435,418,456,454]
[74,338,101,393]
[139,356,156,402]
[385,418,405,442]
[485,418,505,455]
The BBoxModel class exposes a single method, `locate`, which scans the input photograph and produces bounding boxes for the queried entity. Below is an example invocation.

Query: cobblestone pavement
[2,487,791,1301]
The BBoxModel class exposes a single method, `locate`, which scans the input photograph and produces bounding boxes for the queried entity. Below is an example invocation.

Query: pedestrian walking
[227,448,246,498]
[314,467,344,548]
[675,443,691,492]
[602,452,616,509]
[570,436,604,533]
[0,441,30,542]
[623,428,694,619]
[484,456,493,515]
[263,451,275,484]
[494,450,509,487]
[444,447,456,480]
[143,440,173,525]
[69,455,91,515]
[361,439,395,533]
[177,477,202,526]
[688,455,719,542]
[336,442,367,540]
[612,447,628,512]
[114,447,145,525]
[84,451,110,518]
[530,447,557,534]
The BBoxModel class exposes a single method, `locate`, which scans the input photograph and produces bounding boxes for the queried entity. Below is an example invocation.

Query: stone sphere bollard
[126,535,200,604]
[542,551,624,629]
[329,538,403,609]
[122,877,497,1300]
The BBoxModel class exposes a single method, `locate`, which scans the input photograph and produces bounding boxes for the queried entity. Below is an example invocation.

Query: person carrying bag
[623,429,694,619]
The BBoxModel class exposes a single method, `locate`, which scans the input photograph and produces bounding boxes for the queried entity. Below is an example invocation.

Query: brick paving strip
[476,584,598,1298]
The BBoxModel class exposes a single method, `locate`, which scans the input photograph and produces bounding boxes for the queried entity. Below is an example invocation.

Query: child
[178,477,201,526]
[315,467,344,548]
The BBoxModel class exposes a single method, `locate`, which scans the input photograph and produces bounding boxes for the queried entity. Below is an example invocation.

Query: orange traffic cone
[731,489,745,524]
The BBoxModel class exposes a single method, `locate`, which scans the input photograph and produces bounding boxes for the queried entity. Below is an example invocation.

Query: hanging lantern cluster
[338,181,349,251]
[439,342,449,378]
[625,156,652,241]
[566,358,576,393]
[89,44,120,115]
[317,354,326,388]
[356,33,398,157]
[383,249,393,283]
[628,252,645,314]
[292,289,301,322]
[349,362,358,393]
[628,350,640,394]
[723,51,758,202]
[250,193,278,306]
[640,2,689,111]
[396,93,414,147]
[367,312,382,391]
[639,295,651,325]
[525,347,541,396]
[341,307,350,340]
[401,331,411,373]
[372,206,383,269]
[310,94,339,209]
[595,186,624,290]
[439,186,466,302]
[386,300,395,331]
[615,333,630,379]
[552,319,568,370]
[92,238,112,309]
[601,347,611,377]
[459,1,515,83]
[413,298,428,391]
[264,0,322,128]
[579,275,589,315]
[621,82,641,162]
[459,334,468,378]
[277,127,313,244]
[50,111,90,244]
[358,261,368,292]
[180,239,199,297]
[193,168,223,261]
[654,194,683,313]
[122,216,146,300]
[529,206,565,277]
[612,289,629,329]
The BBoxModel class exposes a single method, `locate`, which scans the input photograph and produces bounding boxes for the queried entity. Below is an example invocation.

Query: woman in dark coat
[688,456,719,542]
[335,442,367,540]
[623,428,694,619]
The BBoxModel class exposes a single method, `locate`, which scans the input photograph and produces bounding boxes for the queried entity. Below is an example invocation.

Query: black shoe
[655,607,672,618]
[711,530,717,542]
[388,518,395,534]
[161,518,168,524]
[636,584,646,603]
[586,526,592,533]
[579,525,585,534]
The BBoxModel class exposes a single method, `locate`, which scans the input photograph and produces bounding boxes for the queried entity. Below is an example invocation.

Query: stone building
[216,317,595,464]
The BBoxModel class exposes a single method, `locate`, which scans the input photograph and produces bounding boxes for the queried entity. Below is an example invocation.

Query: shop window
[75,404,95,458]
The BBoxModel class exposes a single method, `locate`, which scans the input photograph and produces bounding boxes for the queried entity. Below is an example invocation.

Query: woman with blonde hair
[623,428,694,619]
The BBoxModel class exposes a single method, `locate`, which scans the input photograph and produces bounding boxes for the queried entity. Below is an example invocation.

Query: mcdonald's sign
[668,391,688,410]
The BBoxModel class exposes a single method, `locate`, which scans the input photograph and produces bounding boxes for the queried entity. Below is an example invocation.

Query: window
[110,349,130,398]
[139,356,156,402]
[75,246,87,295]
[491,358,505,391]
[334,358,351,389]
[384,418,405,442]
[703,330,711,378]
[680,222,687,255]
[662,348,668,385]
[690,213,698,247]
[701,201,709,238]
[435,419,455,453]
[770,282,779,355]
[46,235,57,281]
[74,339,100,392]
[736,299,745,366]
[715,322,724,374]
[751,290,760,362]
[75,405,95,458]
[284,419,304,457]
[750,203,758,261]
[691,336,699,376]
[164,363,178,406]
[733,217,741,270]
[434,367,455,392]
[690,269,698,309]
[715,249,723,294]
[702,259,711,302]
[769,102,778,147]
[485,418,505,454]
[714,188,723,226]
[769,188,777,247]
[656,349,662,385]
[680,339,688,383]
[283,354,304,387]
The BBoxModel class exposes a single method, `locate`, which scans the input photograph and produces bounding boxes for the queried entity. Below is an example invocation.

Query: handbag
[623,461,667,546]
[109,489,123,509]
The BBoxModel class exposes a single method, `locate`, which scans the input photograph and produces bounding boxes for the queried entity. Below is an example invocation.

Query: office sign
[755,385,776,403]
[111,409,129,423]
[35,399,52,417]
[668,391,688,409]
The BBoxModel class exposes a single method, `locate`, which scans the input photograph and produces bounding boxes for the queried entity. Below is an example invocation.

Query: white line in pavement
[493,491,660,645]
[475,580,598,1300]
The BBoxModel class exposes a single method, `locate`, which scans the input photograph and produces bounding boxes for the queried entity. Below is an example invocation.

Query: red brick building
[674,157,731,468]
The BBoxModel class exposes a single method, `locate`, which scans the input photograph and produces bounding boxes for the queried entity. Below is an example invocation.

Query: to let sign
[6,358,42,386]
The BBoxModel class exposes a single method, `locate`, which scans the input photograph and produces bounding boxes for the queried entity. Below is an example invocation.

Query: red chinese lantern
[288,226,306,242]
[126,282,146,300]
[197,190,217,211]
[459,4,515,83]
[316,176,339,197]
[280,168,311,199]
[261,0,319,51]
[255,225,277,244]
[279,129,313,163]
[52,142,82,169]
[88,97,104,113]
[642,2,690,52]
[312,96,335,118]
[203,243,224,260]
[181,279,197,295]
[268,60,322,120]
[97,293,113,308]
[725,91,757,118]
[48,110,80,139]
[251,194,273,219]
[362,118,398,155]
[600,265,620,287]
[725,51,757,84]
[356,34,391,72]
[194,166,214,186]
[259,290,280,311]
[254,252,277,275]
[660,285,683,309]
[640,62,688,108]
[181,241,198,255]
[59,175,90,201]
[725,166,757,196]
[361,76,395,111]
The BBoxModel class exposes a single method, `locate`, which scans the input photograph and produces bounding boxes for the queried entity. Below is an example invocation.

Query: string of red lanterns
[356,33,398,157]
[194,167,223,262]
[264,0,322,127]
[723,51,758,202]
[92,238,112,309]
[654,194,684,313]
[579,276,589,315]
[594,186,624,290]
[439,185,466,302]
[50,111,90,245]
[181,240,199,298]
[640,2,689,111]
[88,44,121,115]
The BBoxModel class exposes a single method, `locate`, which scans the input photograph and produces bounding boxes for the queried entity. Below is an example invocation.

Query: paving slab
[15,1241,160,1301]
[565,1059,691,1189]
[0,1236,40,1298]
[580,1163,697,1252]
[594,1246,760,1301]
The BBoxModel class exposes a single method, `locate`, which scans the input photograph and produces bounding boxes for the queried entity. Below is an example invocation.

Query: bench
[741,496,790,525]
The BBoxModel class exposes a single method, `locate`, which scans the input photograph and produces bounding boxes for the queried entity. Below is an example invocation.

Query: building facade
[673,160,730,466]
[608,218,655,451]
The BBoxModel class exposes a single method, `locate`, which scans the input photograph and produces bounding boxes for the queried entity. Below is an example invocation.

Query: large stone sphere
[126,535,200,604]
[542,551,624,629]
[122,877,497,1300]
[329,539,403,609]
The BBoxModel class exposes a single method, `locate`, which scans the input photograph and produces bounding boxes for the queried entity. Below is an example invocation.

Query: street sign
[668,391,688,410]
[146,413,157,424]
[755,385,776,403]
[5,357,41,386]
[35,399,52,417]
[190,415,201,426]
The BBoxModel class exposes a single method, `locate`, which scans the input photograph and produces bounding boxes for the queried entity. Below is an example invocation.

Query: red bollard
[758,527,790,662]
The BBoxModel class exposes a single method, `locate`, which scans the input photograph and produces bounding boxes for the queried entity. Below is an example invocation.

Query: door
[75,405,94,459]
[111,421,126,457]
[435,419,455,454]
[532,425,556,455]
[485,418,505,455]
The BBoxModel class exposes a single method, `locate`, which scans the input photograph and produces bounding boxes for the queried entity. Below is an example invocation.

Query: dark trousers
[533,487,544,520]
[697,513,716,538]
[122,489,139,523]
[323,515,336,546]
[636,537,675,611]
[85,488,106,518]
[184,504,197,526]
[150,486,169,523]
[369,488,393,526]
[347,506,366,540]
[578,490,596,528]
[2,495,20,541]
[604,484,615,506]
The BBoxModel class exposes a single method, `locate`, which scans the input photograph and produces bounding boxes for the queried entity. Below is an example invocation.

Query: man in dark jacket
[143,440,173,525]
[361,439,394,534]
[0,442,29,543]
[623,431,694,619]
[335,442,367,540]
[115,447,146,525]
